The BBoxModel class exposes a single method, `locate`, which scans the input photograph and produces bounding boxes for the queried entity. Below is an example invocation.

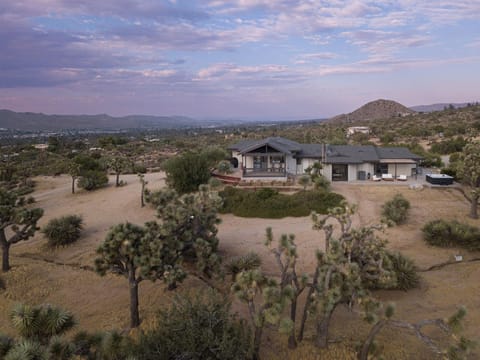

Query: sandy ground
[1,174,479,359]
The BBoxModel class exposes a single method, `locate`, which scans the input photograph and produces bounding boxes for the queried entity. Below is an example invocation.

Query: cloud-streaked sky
[1,1,479,120]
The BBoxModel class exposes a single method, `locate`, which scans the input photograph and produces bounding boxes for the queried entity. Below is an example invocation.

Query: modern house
[228,137,422,182]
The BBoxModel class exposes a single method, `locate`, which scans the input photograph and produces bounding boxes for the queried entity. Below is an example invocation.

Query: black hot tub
[426,174,454,185]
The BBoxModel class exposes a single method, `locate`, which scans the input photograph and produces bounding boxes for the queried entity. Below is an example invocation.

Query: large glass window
[253,156,266,169]
[374,163,389,174]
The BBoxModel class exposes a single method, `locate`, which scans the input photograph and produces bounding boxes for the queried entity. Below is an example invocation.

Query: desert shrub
[202,147,229,166]
[449,152,461,163]
[219,187,344,218]
[217,160,233,174]
[422,219,480,250]
[256,187,277,200]
[42,215,83,247]
[387,252,420,291]
[14,183,35,197]
[134,290,252,360]
[163,152,211,194]
[208,177,223,189]
[133,164,147,174]
[382,194,410,225]
[441,167,457,179]
[297,175,311,190]
[398,143,442,168]
[380,133,395,144]
[225,252,262,281]
[314,175,331,191]
[73,154,108,191]
[77,170,108,191]
[420,154,443,168]
[72,331,132,359]
[430,137,467,154]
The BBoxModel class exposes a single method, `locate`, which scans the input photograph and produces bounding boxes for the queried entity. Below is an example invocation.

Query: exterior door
[332,164,348,181]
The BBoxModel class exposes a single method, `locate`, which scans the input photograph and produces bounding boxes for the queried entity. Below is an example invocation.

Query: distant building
[34,144,49,150]
[347,126,370,137]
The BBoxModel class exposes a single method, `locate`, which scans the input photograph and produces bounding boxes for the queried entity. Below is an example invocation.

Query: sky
[0,0,479,120]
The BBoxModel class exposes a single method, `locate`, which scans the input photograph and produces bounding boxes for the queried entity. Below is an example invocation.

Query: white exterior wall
[285,155,297,174]
[298,158,322,174]
[348,165,358,181]
[357,163,375,175]
[232,151,243,168]
[357,163,375,180]
[244,156,253,169]
[322,164,332,181]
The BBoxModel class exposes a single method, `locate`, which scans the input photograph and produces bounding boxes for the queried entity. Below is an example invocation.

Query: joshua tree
[96,186,222,328]
[146,185,222,276]
[232,269,291,360]
[265,228,308,349]
[457,142,480,218]
[0,188,43,272]
[95,222,186,328]
[299,203,396,348]
[108,156,129,187]
[358,302,474,360]
[68,161,81,194]
[138,173,148,207]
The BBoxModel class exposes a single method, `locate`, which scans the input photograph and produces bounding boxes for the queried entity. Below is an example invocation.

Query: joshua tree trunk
[128,270,140,328]
[314,308,334,348]
[298,267,319,342]
[469,191,479,219]
[358,320,386,360]
[288,297,298,348]
[1,243,10,272]
[116,173,120,187]
[140,182,145,207]
[253,325,263,360]
[71,177,76,194]
[0,231,10,272]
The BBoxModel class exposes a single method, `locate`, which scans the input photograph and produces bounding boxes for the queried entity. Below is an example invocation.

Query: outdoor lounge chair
[372,175,382,181]
[382,174,394,181]
[397,174,408,181]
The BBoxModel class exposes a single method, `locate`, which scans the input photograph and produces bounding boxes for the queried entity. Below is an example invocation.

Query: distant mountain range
[328,99,415,124]
[1,99,477,131]
[409,102,475,112]
[0,109,207,131]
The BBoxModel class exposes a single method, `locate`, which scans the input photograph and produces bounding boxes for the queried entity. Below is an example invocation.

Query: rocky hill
[328,99,415,124]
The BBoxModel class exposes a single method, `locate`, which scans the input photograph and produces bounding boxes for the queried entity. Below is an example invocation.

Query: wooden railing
[242,167,287,177]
